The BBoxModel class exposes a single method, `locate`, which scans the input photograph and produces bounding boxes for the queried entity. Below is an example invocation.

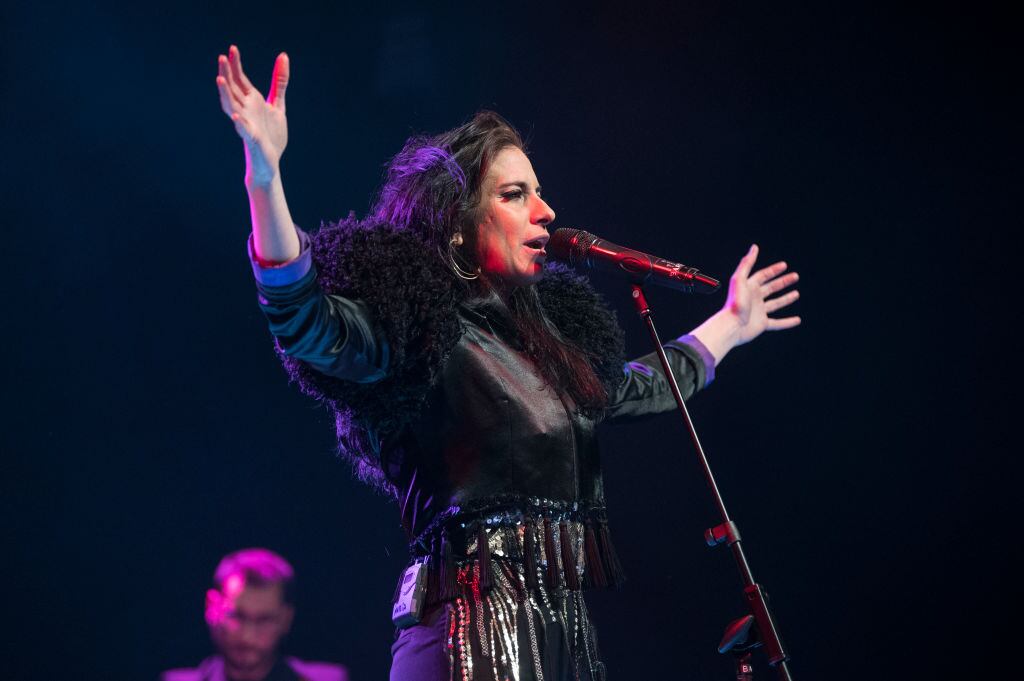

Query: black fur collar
[277,217,625,493]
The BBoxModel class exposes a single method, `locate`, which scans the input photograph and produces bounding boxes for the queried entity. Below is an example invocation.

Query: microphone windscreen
[547,228,595,265]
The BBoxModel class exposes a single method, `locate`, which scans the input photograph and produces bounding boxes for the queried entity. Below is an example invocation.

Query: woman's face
[473,147,556,289]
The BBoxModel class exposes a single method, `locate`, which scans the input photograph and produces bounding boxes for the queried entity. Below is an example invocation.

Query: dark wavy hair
[372,111,607,411]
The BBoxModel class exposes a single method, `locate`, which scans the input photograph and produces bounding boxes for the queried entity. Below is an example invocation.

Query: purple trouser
[389,603,451,681]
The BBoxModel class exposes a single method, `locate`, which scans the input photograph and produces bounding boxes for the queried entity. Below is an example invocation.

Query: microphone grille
[548,228,596,266]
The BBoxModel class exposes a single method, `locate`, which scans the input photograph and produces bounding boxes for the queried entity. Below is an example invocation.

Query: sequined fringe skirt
[391,558,605,681]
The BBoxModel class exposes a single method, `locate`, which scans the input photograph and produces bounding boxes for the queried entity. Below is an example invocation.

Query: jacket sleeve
[602,335,715,423]
[249,230,389,383]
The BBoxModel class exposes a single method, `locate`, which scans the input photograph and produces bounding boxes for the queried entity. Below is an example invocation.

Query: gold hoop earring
[447,234,479,281]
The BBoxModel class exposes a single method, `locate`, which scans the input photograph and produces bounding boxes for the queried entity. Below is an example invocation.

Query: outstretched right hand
[216,45,289,186]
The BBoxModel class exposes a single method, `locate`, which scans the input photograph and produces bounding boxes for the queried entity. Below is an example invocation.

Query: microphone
[547,228,720,294]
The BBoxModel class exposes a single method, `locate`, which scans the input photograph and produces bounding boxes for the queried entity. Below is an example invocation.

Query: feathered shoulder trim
[278,217,624,492]
[535,266,626,401]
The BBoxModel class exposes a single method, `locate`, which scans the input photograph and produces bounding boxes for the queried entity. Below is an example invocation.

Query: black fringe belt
[399,498,626,608]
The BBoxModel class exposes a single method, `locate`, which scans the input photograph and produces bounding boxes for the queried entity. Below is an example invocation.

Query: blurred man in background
[162,548,347,681]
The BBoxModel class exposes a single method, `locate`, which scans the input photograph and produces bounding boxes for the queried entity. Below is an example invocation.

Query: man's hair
[212,548,295,605]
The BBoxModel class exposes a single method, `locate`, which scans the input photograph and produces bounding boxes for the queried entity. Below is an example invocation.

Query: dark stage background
[3,2,1015,679]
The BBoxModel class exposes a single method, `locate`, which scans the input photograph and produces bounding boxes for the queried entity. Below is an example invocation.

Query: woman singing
[215,45,800,681]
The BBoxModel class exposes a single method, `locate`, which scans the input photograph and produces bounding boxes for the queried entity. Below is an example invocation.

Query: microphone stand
[628,284,793,681]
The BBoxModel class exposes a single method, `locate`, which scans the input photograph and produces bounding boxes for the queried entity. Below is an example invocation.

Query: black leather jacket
[257,265,710,538]
[389,298,709,539]
[252,222,712,589]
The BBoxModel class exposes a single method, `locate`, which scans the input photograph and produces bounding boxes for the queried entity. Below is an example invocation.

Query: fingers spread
[734,244,759,281]
[222,75,246,109]
[764,290,799,314]
[761,271,799,296]
[218,56,246,107]
[767,316,801,331]
[754,261,788,285]
[217,74,245,111]
[216,76,236,114]
[268,52,290,109]
[217,54,231,88]
[228,45,254,96]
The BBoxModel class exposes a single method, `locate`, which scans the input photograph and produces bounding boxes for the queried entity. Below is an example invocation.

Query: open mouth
[524,236,548,252]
